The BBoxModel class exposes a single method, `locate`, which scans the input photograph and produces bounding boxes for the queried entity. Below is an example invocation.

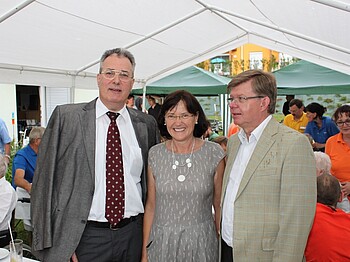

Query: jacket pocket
[262,237,276,251]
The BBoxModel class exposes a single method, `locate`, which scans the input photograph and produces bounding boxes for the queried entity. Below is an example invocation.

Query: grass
[12,219,36,259]
[12,220,31,245]
[273,113,285,123]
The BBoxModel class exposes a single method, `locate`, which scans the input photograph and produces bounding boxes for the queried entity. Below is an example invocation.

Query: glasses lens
[119,72,130,81]
[103,71,115,79]
[102,70,130,81]
[337,120,350,127]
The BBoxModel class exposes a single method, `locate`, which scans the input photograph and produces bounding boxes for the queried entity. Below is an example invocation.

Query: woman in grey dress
[142,90,225,262]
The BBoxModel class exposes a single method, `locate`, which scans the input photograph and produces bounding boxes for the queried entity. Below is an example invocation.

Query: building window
[249,52,263,69]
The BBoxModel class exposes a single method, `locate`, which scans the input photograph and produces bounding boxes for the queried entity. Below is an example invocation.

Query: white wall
[0,84,17,142]
[74,89,99,103]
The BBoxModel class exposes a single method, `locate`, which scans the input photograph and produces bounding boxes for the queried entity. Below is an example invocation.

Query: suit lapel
[81,99,97,181]
[235,118,278,199]
[128,108,148,155]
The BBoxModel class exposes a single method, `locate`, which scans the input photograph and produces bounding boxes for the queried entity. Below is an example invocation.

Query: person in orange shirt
[304,174,350,261]
[227,122,239,137]
[325,104,350,213]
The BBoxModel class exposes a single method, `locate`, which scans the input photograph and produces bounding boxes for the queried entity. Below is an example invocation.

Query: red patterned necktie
[105,111,125,226]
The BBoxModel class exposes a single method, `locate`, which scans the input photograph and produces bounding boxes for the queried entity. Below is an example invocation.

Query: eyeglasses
[166,114,194,121]
[336,119,350,127]
[100,70,132,82]
[227,95,265,104]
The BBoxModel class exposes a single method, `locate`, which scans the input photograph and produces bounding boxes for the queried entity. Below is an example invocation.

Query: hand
[341,182,350,196]
[26,183,32,194]
[4,155,10,165]
[312,142,325,150]
[69,252,78,262]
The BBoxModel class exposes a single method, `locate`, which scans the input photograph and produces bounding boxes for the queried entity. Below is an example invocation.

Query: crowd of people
[0,47,349,262]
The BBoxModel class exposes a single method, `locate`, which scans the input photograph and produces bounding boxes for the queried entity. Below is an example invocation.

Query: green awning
[274,60,350,95]
[131,66,231,96]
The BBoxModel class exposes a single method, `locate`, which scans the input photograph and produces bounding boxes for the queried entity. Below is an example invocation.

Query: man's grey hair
[29,127,46,144]
[314,152,331,176]
[0,154,8,178]
[99,48,136,76]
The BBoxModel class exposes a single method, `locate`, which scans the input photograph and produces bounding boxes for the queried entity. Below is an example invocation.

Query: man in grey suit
[31,48,160,262]
[221,70,316,261]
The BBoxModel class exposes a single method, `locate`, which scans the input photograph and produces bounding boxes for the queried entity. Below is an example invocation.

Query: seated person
[304,174,350,261]
[314,151,331,177]
[212,135,228,152]
[283,99,308,133]
[12,126,45,232]
[0,154,17,248]
[304,102,339,152]
[203,121,219,141]
[12,127,45,193]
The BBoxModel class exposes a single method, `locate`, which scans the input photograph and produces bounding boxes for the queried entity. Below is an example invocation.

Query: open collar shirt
[222,115,272,247]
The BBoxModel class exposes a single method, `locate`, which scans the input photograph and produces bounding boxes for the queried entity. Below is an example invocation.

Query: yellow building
[203,44,283,76]
[229,44,280,74]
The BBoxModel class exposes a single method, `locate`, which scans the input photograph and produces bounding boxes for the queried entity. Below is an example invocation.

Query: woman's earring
[195,121,198,124]
[164,122,166,126]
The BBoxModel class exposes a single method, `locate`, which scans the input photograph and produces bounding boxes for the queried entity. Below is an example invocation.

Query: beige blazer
[221,118,316,262]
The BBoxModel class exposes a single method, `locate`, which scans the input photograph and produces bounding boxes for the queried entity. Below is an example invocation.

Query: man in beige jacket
[221,70,316,261]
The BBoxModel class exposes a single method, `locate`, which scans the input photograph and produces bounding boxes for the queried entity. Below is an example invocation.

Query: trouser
[221,238,233,262]
[76,214,143,262]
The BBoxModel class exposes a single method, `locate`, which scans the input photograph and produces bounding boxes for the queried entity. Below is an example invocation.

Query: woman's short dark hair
[158,90,208,139]
[332,104,350,122]
[305,102,326,118]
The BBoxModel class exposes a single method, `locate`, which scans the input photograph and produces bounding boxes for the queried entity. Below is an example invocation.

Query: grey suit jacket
[31,99,160,262]
[221,118,316,262]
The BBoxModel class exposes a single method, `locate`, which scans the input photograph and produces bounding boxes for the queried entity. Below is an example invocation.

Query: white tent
[1,0,350,96]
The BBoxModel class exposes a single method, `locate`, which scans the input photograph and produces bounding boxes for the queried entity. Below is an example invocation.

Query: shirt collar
[238,115,272,144]
[0,176,6,186]
[96,98,128,120]
[336,132,345,143]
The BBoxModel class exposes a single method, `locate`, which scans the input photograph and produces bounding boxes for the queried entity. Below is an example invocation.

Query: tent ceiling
[1,0,350,90]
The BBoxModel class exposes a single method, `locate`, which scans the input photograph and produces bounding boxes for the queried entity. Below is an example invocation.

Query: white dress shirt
[88,99,144,221]
[222,115,272,247]
[0,176,17,231]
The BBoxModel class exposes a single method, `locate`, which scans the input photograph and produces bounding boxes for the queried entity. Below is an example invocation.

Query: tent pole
[141,82,147,113]
[311,0,350,12]
[0,0,36,23]
[71,76,76,103]
[76,7,207,74]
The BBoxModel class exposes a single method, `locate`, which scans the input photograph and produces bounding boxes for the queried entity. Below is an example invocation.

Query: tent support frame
[0,0,36,23]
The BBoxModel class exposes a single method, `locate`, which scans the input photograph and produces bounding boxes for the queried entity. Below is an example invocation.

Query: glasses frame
[227,95,265,104]
[335,119,350,127]
[165,113,194,121]
[100,69,132,82]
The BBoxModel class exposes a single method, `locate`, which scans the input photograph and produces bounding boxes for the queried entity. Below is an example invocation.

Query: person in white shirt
[0,154,17,248]
[221,70,316,262]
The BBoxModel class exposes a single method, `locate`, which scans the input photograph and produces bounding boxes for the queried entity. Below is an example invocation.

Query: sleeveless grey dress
[147,140,225,261]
